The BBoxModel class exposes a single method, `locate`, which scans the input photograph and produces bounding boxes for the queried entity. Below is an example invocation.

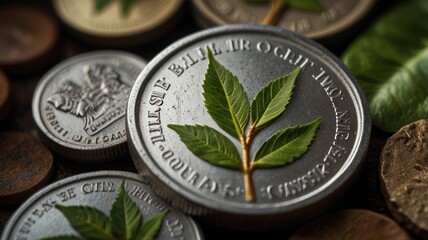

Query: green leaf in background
[203,49,250,140]
[110,182,142,239]
[251,68,300,130]
[253,118,322,167]
[94,0,113,12]
[242,0,270,3]
[40,236,81,240]
[121,0,134,15]
[55,205,115,240]
[342,0,428,132]
[168,124,242,169]
[136,210,168,240]
[288,0,325,12]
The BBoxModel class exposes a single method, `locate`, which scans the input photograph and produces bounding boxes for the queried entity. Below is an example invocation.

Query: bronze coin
[191,0,375,41]
[290,209,410,240]
[0,132,54,206]
[380,119,428,238]
[0,70,11,121]
[0,6,58,74]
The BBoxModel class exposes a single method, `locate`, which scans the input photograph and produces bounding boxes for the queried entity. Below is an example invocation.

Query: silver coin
[127,25,371,228]
[32,51,146,161]
[1,171,204,240]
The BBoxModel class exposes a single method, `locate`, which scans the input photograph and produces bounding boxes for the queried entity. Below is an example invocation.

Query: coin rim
[1,170,204,240]
[32,51,147,161]
[127,25,371,215]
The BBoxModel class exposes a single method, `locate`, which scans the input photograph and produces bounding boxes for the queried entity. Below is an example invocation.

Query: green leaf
[203,49,250,140]
[288,0,325,12]
[251,68,300,130]
[253,118,322,167]
[40,236,81,240]
[135,210,168,240]
[94,0,112,12]
[241,0,270,3]
[121,0,134,15]
[168,124,241,169]
[342,0,428,132]
[55,205,115,240]
[110,181,142,239]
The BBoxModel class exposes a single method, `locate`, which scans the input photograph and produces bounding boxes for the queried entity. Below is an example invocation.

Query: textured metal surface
[191,0,375,40]
[1,171,204,240]
[127,25,371,228]
[32,51,146,161]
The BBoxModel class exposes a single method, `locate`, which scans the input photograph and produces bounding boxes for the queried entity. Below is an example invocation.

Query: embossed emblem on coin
[127,25,371,228]
[33,51,146,161]
[1,171,203,240]
[380,119,428,238]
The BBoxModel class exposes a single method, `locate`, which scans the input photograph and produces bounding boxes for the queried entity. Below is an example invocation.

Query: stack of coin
[53,0,184,47]
[0,70,11,122]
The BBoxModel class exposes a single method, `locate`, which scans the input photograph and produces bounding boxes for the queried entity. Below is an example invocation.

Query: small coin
[380,119,428,238]
[0,132,53,206]
[0,70,11,121]
[0,5,58,74]
[290,209,410,240]
[53,0,184,47]
[127,25,371,228]
[32,51,146,162]
[191,0,375,41]
[1,171,204,240]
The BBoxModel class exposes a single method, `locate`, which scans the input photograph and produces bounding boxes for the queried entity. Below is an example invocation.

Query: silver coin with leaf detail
[127,25,371,229]
[1,171,203,240]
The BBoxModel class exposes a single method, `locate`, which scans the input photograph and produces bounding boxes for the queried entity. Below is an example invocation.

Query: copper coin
[191,0,375,41]
[53,0,184,47]
[0,132,54,206]
[290,209,410,240]
[0,70,11,121]
[380,119,428,238]
[0,6,58,74]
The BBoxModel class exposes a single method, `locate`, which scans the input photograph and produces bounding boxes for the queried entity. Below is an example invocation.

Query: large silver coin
[127,25,371,228]
[1,171,203,240]
[33,51,146,161]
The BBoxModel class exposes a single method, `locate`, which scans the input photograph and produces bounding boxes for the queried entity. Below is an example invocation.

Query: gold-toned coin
[191,0,375,41]
[53,0,184,46]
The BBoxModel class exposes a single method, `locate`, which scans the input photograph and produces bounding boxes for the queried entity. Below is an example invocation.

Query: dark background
[0,0,408,239]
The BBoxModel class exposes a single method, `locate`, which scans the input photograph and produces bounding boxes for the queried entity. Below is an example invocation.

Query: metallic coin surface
[1,171,203,240]
[290,209,410,240]
[0,132,53,206]
[191,0,375,40]
[53,0,184,46]
[33,51,146,162]
[380,119,428,238]
[0,5,58,73]
[0,70,11,121]
[127,25,371,228]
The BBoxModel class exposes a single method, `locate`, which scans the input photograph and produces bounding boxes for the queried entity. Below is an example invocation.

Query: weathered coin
[0,70,11,121]
[0,5,58,74]
[380,119,428,238]
[290,209,410,240]
[32,51,146,162]
[53,0,184,47]
[0,132,53,206]
[1,171,203,240]
[191,0,375,42]
[127,25,371,228]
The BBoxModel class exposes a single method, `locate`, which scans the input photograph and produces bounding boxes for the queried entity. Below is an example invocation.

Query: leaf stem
[240,135,255,202]
[261,0,286,26]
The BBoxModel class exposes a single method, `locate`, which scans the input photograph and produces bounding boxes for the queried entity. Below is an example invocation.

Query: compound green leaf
[168,124,241,169]
[135,211,168,240]
[110,181,142,240]
[253,118,322,167]
[251,68,300,130]
[94,0,112,12]
[55,205,115,240]
[342,0,428,132]
[40,236,81,240]
[203,49,250,140]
